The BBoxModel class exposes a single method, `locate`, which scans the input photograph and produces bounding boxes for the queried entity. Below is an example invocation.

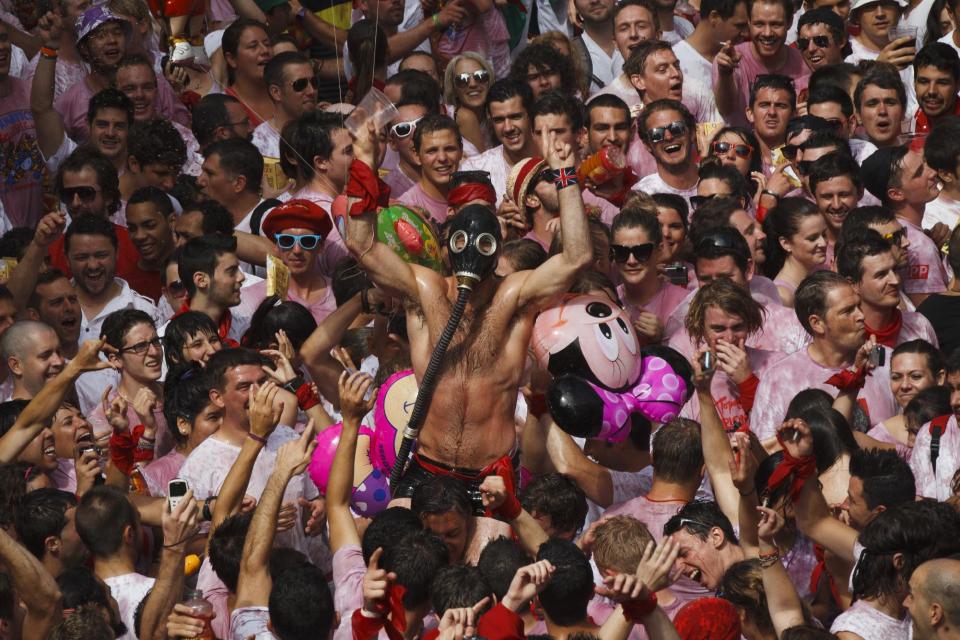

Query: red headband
[448,183,496,208]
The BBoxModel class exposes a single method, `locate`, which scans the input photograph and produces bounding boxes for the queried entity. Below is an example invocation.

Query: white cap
[204,29,225,60]
[850,0,908,12]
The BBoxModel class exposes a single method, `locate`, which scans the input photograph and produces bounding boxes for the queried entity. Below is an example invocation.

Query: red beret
[261,199,334,239]
[673,598,741,640]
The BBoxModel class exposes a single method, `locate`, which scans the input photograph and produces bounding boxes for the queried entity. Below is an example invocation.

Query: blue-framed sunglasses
[275,233,323,250]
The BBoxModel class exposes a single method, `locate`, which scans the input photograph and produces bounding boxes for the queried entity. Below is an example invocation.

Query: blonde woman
[443,52,495,155]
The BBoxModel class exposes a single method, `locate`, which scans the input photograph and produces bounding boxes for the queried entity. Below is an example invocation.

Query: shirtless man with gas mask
[345,124,593,510]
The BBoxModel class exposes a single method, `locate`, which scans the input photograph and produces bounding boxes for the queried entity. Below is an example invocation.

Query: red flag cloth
[346,160,390,217]
[824,366,867,393]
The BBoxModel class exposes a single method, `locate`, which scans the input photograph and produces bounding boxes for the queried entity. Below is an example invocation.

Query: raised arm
[756,506,805,636]
[344,122,428,301]
[12,211,65,311]
[479,475,549,557]
[210,383,281,530]
[786,420,858,562]
[0,338,118,463]
[515,130,592,310]
[139,492,201,640]
[235,424,317,609]
[0,526,61,640]
[713,42,741,122]
[692,352,741,526]
[30,12,66,159]
[329,371,377,553]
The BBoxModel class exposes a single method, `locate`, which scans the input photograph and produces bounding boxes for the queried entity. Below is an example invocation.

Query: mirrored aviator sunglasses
[647,120,687,144]
[454,69,490,88]
[711,140,753,159]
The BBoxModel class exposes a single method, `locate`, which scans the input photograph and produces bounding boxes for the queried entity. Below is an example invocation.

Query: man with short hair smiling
[836,229,938,347]
[861,145,948,306]
[125,186,176,276]
[461,80,539,206]
[383,98,434,198]
[796,7,847,71]
[397,114,464,223]
[808,152,865,251]
[713,0,809,125]
[631,99,699,208]
[0,320,65,401]
[912,43,960,133]
[750,270,898,443]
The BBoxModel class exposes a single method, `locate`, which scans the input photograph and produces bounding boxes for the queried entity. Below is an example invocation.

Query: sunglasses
[796,35,831,50]
[796,159,814,175]
[690,193,725,209]
[120,336,163,356]
[610,243,656,263]
[276,233,323,250]
[694,233,742,255]
[454,69,490,88]
[782,143,801,161]
[881,227,907,246]
[291,76,319,92]
[390,116,424,139]
[166,280,187,298]
[647,120,688,144]
[60,186,100,203]
[711,140,753,158]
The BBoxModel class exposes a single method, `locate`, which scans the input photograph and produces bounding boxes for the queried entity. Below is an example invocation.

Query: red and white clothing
[898,216,949,296]
[750,347,899,442]
[911,414,960,501]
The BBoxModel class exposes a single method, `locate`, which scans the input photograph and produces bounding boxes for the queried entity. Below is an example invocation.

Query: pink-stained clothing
[522,229,553,252]
[750,347,899,442]
[631,173,698,211]
[103,572,155,640]
[178,426,322,562]
[291,186,351,278]
[910,414,960,501]
[710,41,811,128]
[460,145,510,207]
[397,182,450,223]
[22,55,85,102]
[0,77,45,227]
[55,75,190,144]
[87,388,173,458]
[618,281,689,326]
[197,557,232,640]
[866,422,912,462]
[435,6,511,79]
[141,449,186,497]
[781,533,818,600]
[586,592,685,640]
[626,131,658,186]
[898,216,949,295]
[331,544,366,640]
[52,458,77,493]
[830,600,912,639]
[672,339,786,432]
[383,164,418,201]
[244,276,338,325]
[230,607,273,640]
[583,189,620,226]
[893,310,939,347]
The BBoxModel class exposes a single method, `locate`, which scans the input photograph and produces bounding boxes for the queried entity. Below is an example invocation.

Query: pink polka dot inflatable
[308,423,390,516]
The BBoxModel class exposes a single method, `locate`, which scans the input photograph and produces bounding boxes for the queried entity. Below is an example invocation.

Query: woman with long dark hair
[762,198,828,307]
[222,18,274,127]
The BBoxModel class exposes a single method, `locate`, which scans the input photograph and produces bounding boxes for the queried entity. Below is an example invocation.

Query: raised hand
[595,572,650,603]
[540,129,573,171]
[633,311,664,343]
[756,505,785,545]
[691,346,716,393]
[716,41,741,74]
[131,388,158,430]
[438,596,490,640]
[276,502,297,533]
[715,338,752,384]
[728,431,758,495]
[853,334,879,374]
[634,538,679,593]
[274,420,318,479]
[777,418,813,459]
[102,388,129,433]
[74,447,101,498]
[300,496,326,536]
[166,603,214,638]
[501,560,555,611]
[260,347,298,386]
[436,0,467,28]
[248,382,283,441]
[162,489,200,550]
[68,337,119,375]
[362,547,397,615]
[36,11,63,47]
[479,475,507,512]
[338,370,376,425]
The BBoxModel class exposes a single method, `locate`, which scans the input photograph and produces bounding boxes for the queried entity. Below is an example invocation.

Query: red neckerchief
[174,302,239,348]
[767,433,816,502]
[915,99,960,134]
[865,310,902,348]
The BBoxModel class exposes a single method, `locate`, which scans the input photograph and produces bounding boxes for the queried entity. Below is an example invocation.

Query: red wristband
[296,382,320,410]
[527,393,549,419]
[621,592,658,622]
[494,492,522,520]
[248,432,267,444]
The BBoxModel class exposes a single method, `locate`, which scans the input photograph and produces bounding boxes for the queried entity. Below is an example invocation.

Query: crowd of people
[3,0,960,635]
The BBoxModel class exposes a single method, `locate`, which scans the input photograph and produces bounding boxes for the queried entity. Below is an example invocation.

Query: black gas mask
[448,204,501,289]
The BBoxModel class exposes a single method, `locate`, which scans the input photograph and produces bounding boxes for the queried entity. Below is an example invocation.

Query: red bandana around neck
[175,302,240,348]
[865,309,902,348]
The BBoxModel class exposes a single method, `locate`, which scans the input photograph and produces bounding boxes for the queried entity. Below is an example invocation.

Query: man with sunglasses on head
[631,99,699,210]
[796,8,847,72]
[252,52,317,180]
[383,98,436,199]
[861,145,948,306]
[397,114,465,223]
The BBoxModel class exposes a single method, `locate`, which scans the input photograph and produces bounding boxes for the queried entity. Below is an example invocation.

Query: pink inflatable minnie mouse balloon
[308,423,391,517]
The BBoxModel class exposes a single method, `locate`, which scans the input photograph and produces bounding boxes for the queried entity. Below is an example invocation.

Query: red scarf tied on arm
[347,159,391,217]
[824,366,868,393]
[767,431,817,502]
[865,310,902,348]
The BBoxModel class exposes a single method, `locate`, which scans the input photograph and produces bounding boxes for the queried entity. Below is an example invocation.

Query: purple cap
[75,5,131,45]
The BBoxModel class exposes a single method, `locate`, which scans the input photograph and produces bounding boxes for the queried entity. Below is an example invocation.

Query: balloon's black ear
[547,375,604,438]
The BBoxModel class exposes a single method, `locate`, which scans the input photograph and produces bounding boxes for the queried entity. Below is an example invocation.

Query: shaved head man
[1,321,65,400]
[906,558,960,639]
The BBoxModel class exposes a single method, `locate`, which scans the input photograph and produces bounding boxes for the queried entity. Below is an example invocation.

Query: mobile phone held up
[168,478,189,512]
